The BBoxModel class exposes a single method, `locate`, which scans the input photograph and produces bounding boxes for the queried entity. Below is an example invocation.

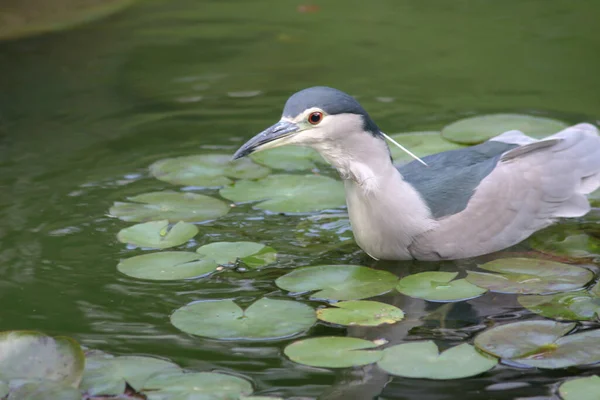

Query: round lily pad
[170,298,316,340]
[529,225,600,259]
[117,220,199,249]
[142,371,253,400]
[81,355,180,396]
[317,300,404,326]
[388,131,464,162]
[475,320,600,369]
[150,154,270,187]
[518,281,600,321]
[559,375,600,400]
[196,241,276,268]
[442,114,568,144]
[8,380,82,400]
[109,191,230,223]
[219,174,345,213]
[396,271,487,302]
[284,337,383,368]
[275,265,398,301]
[377,342,497,379]
[0,331,85,387]
[117,252,218,281]
[466,258,593,294]
[250,146,325,171]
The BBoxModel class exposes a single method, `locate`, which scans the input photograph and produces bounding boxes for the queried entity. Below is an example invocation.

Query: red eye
[308,112,323,125]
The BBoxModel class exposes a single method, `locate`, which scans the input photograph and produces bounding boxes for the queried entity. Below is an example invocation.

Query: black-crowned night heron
[233,86,600,261]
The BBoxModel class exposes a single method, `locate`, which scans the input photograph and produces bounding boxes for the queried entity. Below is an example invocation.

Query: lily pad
[529,225,600,259]
[518,281,600,321]
[377,342,497,379]
[316,300,404,326]
[275,265,398,301]
[7,380,81,400]
[442,114,568,144]
[591,189,600,207]
[109,191,230,223]
[219,174,345,213]
[396,271,487,302]
[559,375,600,400]
[475,320,600,369]
[196,241,276,268]
[466,258,593,294]
[150,154,270,187]
[388,131,464,162]
[80,355,180,395]
[250,146,325,171]
[284,337,383,368]
[170,298,316,340]
[0,382,7,398]
[117,220,199,249]
[117,252,218,280]
[142,371,253,400]
[0,331,85,387]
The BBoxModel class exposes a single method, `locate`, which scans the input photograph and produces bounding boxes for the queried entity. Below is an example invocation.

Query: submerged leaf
[284,337,382,368]
[442,114,568,144]
[8,380,81,400]
[142,371,253,400]
[117,251,218,280]
[196,241,276,268]
[275,265,398,301]
[219,174,345,213]
[396,271,487,302]
[80,355,180,395]
[466,258,593,294]
[317,300,404,326]
[475,320,600,369]
[518,281,600,321]
[117,220,198,249]
[388,131,464,162]
[0,331,85,387]
[250,145,325,171]
[377,342,497,379]
[529,224,600,259]
[170,298,316,340]
[109,191,230,222]
[559,375,600,400]
[150,154,270,187]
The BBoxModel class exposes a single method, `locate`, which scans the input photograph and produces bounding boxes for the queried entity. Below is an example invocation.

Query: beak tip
[232,148,250,161]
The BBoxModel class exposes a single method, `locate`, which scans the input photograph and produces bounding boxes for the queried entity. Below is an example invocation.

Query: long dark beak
[233,120,300,160]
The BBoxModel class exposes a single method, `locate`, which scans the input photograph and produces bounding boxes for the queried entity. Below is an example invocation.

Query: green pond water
[1,0,600,398]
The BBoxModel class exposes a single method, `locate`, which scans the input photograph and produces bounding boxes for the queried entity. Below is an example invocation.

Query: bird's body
[233,87,600,261]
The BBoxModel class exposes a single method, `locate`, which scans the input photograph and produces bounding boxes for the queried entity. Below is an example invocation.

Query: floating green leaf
[0,331,85,387]
[109,191,230,223]
[196,241,276,268]
[396,271,487,302]
[284,337,383,368]
[442,114,568,144]
[518,282,600,321]
[559,375,600,400]
[475,320,600,369]
[117,252,218,280]
[388,131,464,162]
[170,298,316,340]
[8,380,82,400]
[150,154,270,187]
[219,174,345,213]
[80,355,180,395]
[142,371,253,400]
[250,146,325,171]
[529,224,600,259]
[275,265,398,301]
[317,300,404,326]
[591,189,600,207]
[466,258,593,294]
[117,220,199,249]
[0,382,7,398]
[377,342,497,379]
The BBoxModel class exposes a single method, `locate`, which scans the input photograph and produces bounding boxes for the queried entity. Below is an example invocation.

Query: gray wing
[409,123,600,260]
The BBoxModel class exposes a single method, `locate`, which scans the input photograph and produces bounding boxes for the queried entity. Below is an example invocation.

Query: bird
[232,86,600,261]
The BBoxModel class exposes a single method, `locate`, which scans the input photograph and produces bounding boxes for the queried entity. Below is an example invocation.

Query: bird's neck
[315,134,436,260]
